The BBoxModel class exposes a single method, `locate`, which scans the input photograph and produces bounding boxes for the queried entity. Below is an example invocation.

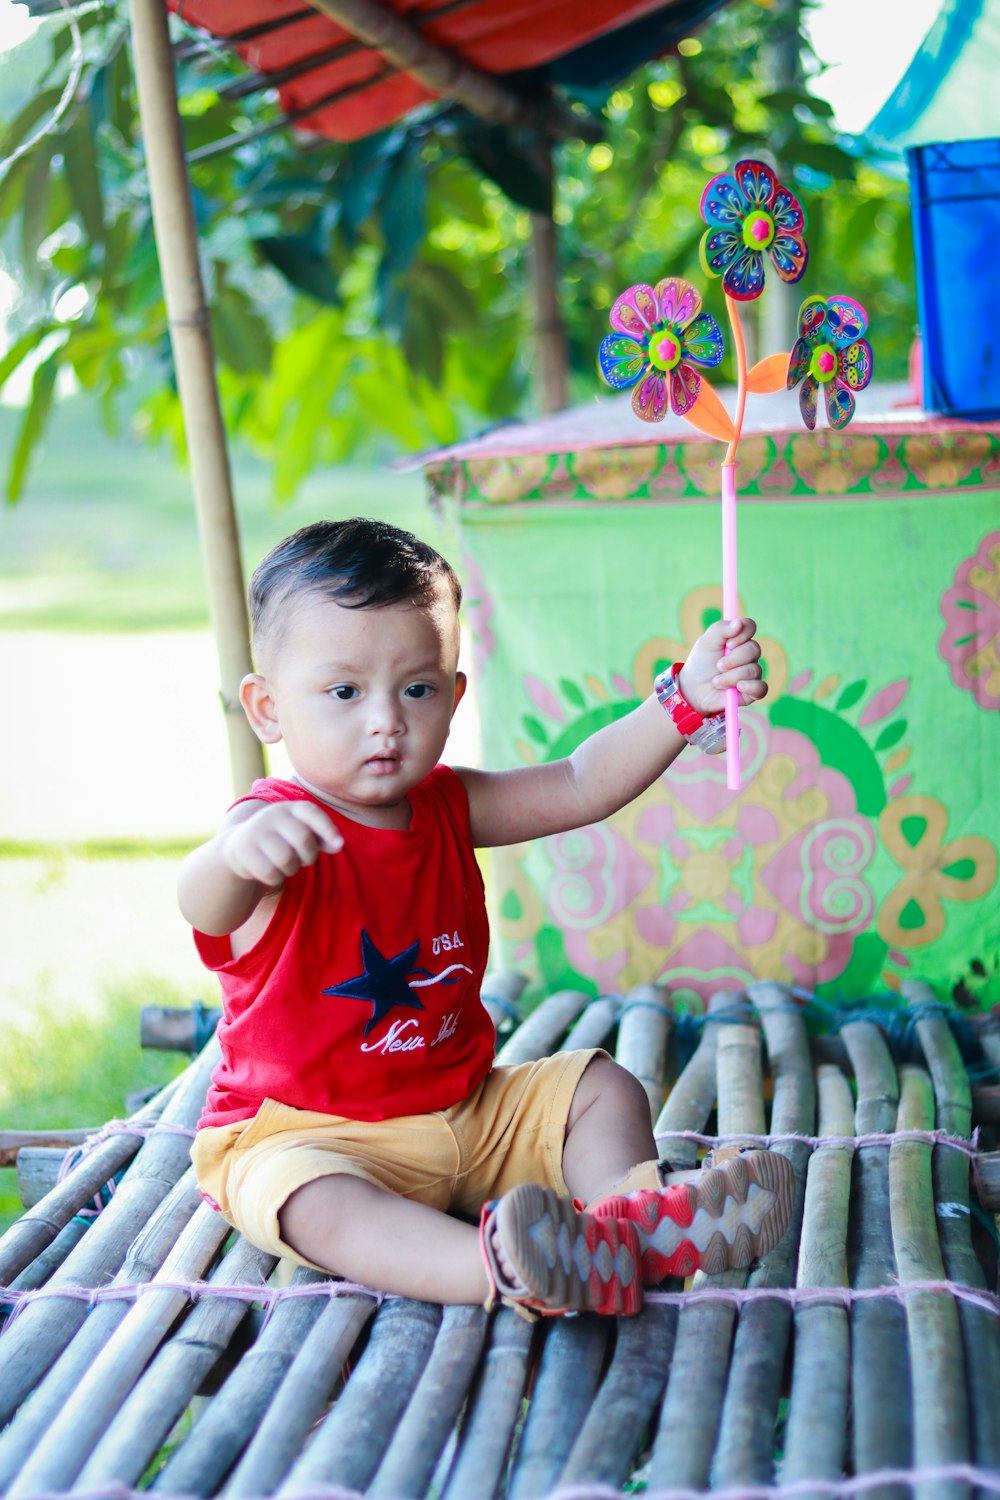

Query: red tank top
[195,766,495,1127]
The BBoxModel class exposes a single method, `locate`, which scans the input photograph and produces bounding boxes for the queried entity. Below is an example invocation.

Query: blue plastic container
[907,137,1000,420]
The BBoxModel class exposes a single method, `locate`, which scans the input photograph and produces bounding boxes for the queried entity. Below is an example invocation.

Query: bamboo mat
[1,978,998,1500]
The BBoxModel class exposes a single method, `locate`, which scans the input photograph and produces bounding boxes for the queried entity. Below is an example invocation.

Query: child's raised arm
[178,799,343,935]
[458,618,765,850]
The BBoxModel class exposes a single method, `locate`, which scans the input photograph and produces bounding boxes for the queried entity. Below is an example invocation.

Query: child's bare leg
[279,1174,490,1305]
[561,1055,659,1203]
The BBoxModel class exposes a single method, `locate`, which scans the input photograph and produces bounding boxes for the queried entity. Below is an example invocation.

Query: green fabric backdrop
[433,421,1000,1010]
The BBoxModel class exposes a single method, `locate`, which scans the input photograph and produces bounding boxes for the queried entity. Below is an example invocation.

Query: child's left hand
[679,618,767,718]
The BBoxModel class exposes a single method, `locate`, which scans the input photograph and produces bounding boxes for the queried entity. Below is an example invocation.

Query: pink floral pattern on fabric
[939,530,1000,710]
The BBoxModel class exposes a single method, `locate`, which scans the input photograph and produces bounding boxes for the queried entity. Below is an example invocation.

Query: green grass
[0,396,450,632]
[0,978,191,1235]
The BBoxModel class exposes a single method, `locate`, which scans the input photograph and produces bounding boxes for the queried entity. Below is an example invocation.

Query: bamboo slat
[890,1064,970,1500]
[481,971,528,1037]
[782,1063,856,1491]
[222,1291,376,1497]
[0,1043,217,1425]
[711,985,814,1488]
[841,1018,911,1494]
[559,1303,677,1490]
[151,1269,339,1497]
[507,1314,611,1500]
[647,1006,764,1491]
[440,1307,534,1500]
[7,1201,231,1496]
[369,1304,490,1500]
[0,1170,202,1492]
[654,990,742,1168]
[614,982,673,1122]
[74,1234,278,1489]
[0,1128,96,1169]
[278,1298,442,1495]
[494,990,591,1065]
[560,994,623,1053]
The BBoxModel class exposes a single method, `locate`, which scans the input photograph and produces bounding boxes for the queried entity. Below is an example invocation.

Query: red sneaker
[591,1150,794,1281]
[480,1183,643,1318]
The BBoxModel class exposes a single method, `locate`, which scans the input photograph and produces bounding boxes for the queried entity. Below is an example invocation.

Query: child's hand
[220,801,343,888]
[679,618,766,718]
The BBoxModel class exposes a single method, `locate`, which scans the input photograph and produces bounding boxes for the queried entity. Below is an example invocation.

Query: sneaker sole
[598,1150,794,1281]
[493,1183,643,1316]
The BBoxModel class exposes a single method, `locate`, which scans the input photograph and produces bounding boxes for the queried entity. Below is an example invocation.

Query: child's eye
[329,685,359,701]
[405,683,434,700]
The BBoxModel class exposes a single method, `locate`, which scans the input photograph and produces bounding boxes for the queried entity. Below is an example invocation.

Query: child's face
[242,582,466,826]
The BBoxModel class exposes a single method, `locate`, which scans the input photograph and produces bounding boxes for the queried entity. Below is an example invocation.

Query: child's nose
[367,694,404,735]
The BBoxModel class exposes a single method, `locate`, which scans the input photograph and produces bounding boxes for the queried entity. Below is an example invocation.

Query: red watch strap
[667,662,706,736]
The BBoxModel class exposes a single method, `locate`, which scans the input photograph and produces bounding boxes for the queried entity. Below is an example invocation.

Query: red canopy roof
[170,0,699,140]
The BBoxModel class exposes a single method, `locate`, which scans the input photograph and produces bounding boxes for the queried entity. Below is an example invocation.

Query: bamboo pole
[152,1268,337,1496]
[529,142,569,416]
[494,989,591,1065]
[306,0,601,142]
[75,1235,279,1489]
[559,1303,677,1490]
[278,1297,442,1494]
[841,1018,911,1497]
[0,1171,202,1493]
[440,1306,535,1500]
[7,1201,233,1496]
[369,1305,490,1500]
[0,1042,218,1423]
[711,984,813,1487]
[560,993,622,1052]
[507,1314,611,1500]
[0,1128,97,1168]
[782,1063,855,1492]
[908,989,1000,1481]
[126,0,264,795]
[647,1003,763,1490]
[481,969,528,1037]
[654,989,743,1169]
[616,982,674,1124]
[890,1064,970,1500]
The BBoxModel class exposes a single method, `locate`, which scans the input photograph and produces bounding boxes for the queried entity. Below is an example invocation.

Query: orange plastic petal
[746,352,792,393]
[680,376,736,443]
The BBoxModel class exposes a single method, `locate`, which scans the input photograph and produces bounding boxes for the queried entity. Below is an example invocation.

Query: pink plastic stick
[721,463,741,790]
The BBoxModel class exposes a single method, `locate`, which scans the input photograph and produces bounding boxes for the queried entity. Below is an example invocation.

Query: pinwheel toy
[599,158,873,791]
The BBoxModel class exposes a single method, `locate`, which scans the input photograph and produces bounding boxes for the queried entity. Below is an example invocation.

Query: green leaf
[522,714,549,746]
[0,324,56,392]
[7,350,61,503]
[836,679,867,711]
[457,122,552,214]
[874,720,906,752]
[211,280,273,375]
[0,86,63,163]
[21,138,54,278]
[380,150,428,277]
[560,678,586,710]
[62,108,105,244]
[254,236,340,305]
[792,139,857,180]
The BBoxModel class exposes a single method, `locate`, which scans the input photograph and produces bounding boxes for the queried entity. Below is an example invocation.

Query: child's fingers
[287,800,344,854]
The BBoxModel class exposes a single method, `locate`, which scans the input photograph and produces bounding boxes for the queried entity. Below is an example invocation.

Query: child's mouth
[366,755,400,775]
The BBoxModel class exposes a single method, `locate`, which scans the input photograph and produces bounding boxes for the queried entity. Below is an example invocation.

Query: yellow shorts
[190,1048,604,1269]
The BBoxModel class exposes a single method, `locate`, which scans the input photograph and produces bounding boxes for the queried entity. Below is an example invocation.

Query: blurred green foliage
[0,0,914,504]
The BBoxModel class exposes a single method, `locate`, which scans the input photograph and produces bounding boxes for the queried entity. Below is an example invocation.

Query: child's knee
[572,1053,648,1120]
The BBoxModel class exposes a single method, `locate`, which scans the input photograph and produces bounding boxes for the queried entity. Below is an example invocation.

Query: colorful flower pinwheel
[786,294,874,430]
[598,276,724,424]
[699,159,808,302]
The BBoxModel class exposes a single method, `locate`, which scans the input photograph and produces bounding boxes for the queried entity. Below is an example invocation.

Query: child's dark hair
[249,517,461,658]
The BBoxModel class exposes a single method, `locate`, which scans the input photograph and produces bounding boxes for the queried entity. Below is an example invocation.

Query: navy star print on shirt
[322,930,427,1037]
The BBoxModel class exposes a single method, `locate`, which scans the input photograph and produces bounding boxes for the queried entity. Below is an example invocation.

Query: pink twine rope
[655,1128,982,1160]
[18,1466,1000,1500]
[0,1276,384,1324]
[644,1279,999,1317]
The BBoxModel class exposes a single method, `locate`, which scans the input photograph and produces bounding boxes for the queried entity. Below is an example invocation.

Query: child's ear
[451,672,468,718]
[240,674,282,744]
